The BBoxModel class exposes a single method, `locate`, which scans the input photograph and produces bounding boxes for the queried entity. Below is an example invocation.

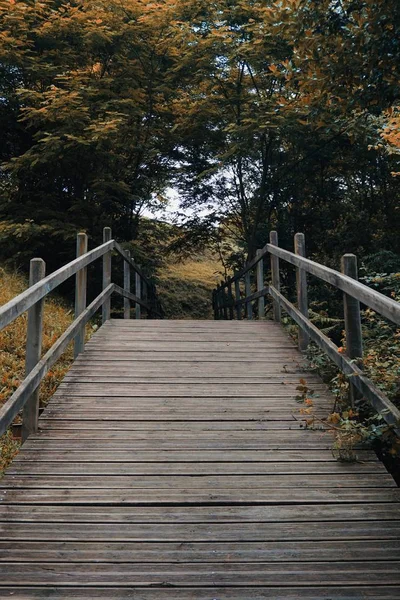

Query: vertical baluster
[294,233,309,351]
[124,250,131,319]
[341,253,363,407]
[74,233,88,358]
[227,277,234,320]
[269,230,281,322]
[102,227,112,324]
[221,280,228,320]
[22,258,46,442]
[245,268,253,320]
[234,275,241,320]
[256,249,265,320]
[135,268,141,320]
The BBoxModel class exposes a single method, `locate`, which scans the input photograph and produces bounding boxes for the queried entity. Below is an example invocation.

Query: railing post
[221,280,228,320]
[256,249,265,320]
[244,267,253,320]
[124,250,131,319]
[227,277,234,320]
[143,280,148,318]
[234,275,241,320]
[135,268,141,320]
[22,258,46,442]
[102,227,112,324]
[341,253,363,407]
[215,284,221,319]
[294,233,309,351]
[269,231,281,322]
[74,232,88,359]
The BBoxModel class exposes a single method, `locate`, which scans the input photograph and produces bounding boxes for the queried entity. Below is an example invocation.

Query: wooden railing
[0,227,162,440]
[213,231,400,434]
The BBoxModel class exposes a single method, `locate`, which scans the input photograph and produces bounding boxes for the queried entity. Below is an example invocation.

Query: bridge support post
[22,258,46,442]
[74,233,88,358]
[135,268,141,319]
[221,280,228,320]
[234,275,241,320]
[244,268,253,320]
[102,227,112,324]
[256,249,265,320]
[227,277,234,320]
[341,253,363,407]
[269,231,281,322]
[294,233,309,351]
[124,250,131,319]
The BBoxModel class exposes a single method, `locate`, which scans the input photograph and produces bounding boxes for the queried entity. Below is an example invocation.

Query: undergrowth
[0,268,85,475]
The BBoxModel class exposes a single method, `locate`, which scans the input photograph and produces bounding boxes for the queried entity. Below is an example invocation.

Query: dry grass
[0,268,78,475]
[158,255,222,319]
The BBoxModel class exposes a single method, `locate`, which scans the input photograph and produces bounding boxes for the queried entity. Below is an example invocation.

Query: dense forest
[0,0,399,273]
[1,0,400,452]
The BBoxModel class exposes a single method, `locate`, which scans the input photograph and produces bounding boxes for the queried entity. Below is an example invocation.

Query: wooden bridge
[0,229,400,598]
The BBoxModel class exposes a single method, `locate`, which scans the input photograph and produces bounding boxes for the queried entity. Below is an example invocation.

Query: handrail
[213,230,400,433]
[114,242,152,288]
[0,240,114,332]
[266,244,400,327]
[0,284,115,437]
[0,227,163,440]
[269,285,400,435]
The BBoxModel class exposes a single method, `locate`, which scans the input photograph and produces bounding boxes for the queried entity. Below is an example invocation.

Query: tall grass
[0,268,75,475]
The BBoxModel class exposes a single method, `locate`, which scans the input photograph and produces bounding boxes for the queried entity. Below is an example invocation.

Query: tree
[0,0,184,266]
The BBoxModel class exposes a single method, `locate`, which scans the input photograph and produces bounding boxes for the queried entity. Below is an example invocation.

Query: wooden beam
[244,269,253,320]
[74,233,88,359]
[256,249,265,320]
[269,285,400,433]
[21,258,46,442]
[269,231,281,322]
[114,242,151,287]
[102,227,112,324]
[294,233,309,351]
[113,285,154,313]
[136,267,142,320]
[0,285,115,438]
[123,250,131,319]
[0,240,114,332]
[341,254,363,407]
[227,277,234,320]
[234,275,241,320]
[267,243,400,326]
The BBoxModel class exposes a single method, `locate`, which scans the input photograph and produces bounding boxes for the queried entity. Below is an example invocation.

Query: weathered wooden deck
[1,319,400,598]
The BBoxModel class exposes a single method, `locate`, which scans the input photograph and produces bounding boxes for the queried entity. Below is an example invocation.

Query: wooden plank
[1,521,400,541]
[2,318,398,597]
[0,587,399,600]
[1,503,397,522]
[13,449,378,462]
[1,561,400,586]
[2,473,395,489]
[1,489,398,504]
[2,540,400,563]
[6,461,388,476]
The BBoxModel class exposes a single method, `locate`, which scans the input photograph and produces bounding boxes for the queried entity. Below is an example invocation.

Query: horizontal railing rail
[213,230,400,433]
[0,227,163,440]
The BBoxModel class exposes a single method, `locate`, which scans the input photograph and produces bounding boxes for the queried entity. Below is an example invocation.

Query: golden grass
[157,255,223,320]
[0,268,77,475]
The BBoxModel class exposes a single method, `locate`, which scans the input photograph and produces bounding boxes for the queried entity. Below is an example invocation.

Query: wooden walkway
[1,319,400,598]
